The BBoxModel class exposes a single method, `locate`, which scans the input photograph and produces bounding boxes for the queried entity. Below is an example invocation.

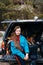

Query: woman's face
[15,28,21,36]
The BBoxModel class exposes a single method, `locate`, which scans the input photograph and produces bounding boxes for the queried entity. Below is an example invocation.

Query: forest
[0,0,43,22]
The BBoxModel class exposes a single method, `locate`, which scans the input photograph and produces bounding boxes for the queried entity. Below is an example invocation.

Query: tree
[0,0,11,6]
[0,2,6,22]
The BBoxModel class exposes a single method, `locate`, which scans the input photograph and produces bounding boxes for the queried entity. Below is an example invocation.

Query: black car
[0,19,43,65]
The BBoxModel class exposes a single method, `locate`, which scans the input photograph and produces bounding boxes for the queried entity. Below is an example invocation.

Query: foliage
[0,0,43,22]
[0,0,11,6]
[38,14,43,19]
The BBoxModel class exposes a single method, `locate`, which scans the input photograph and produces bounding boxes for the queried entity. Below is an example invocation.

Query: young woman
[10,26,29,65]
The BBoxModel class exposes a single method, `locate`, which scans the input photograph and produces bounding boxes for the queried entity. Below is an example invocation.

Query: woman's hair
[13,26,21,32]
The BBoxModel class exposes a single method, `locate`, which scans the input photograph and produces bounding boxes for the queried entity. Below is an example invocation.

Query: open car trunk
[5,22,43,42]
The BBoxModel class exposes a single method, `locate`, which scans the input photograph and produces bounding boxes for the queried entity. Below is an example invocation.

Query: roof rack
[1,19,43,23]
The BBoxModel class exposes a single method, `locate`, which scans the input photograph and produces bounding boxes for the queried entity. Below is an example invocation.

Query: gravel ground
[0,55,10,65]
[0,62,10,65]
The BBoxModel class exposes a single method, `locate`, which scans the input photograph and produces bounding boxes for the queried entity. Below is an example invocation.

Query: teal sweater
[10,35,29,59]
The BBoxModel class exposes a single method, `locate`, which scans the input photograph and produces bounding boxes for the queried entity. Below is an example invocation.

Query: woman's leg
[30,60,36,65]
[17,56,26,65]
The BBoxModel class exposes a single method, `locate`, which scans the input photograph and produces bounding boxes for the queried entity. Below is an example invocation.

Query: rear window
[0,32,4,37]
[0,23,9,31]
[0,23,9,40]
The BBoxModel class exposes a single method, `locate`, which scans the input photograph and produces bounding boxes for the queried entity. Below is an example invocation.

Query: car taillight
[1,41,9,55]
[1,41,5,49]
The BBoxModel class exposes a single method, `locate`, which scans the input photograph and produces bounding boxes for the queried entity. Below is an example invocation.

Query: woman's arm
[23,37,29,60]
[24,37,29,53]
[24,53,29,60]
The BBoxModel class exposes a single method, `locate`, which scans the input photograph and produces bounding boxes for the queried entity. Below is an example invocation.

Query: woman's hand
[24,53,29,61]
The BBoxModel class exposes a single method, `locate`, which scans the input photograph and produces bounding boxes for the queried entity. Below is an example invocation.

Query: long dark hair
[10,26,22,51]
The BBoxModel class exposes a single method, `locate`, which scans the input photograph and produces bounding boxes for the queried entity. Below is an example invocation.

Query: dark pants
[30,55,37,65]
[17,56,26,65]
[30,60,36,65]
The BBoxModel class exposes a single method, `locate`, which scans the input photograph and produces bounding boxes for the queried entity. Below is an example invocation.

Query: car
[0,19,43,65]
